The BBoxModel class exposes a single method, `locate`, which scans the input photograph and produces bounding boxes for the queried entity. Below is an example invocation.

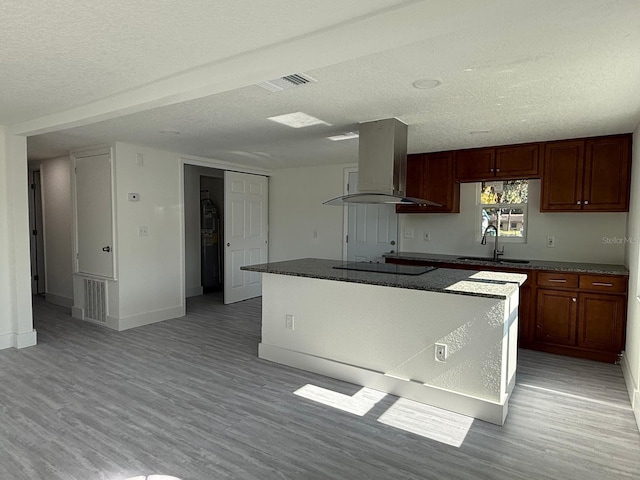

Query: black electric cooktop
[333,262,436,276]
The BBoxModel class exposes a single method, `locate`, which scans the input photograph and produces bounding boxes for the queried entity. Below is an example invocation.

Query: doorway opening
[184,165,225,298]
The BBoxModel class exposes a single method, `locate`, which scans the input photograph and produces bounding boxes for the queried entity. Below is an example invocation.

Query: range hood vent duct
[324,118,440,206]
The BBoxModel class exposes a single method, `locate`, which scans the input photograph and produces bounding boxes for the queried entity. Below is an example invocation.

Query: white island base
[258,272,520,425]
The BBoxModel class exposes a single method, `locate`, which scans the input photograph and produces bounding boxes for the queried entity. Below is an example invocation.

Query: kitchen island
[242,258,527,425]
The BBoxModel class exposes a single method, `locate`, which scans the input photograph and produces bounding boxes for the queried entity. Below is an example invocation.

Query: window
[479,180,528,243]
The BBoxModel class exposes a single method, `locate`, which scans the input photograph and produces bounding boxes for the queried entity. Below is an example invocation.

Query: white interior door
[346,171,398,262]
[75,153,114,278]
[224,171,268,304]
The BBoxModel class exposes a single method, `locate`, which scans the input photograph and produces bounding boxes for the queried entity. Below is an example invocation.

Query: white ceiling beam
[9,0,525,137]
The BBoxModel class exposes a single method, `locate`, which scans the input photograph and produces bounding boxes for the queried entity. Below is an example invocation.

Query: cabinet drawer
[537,272,579,288]
[579,275,627,293]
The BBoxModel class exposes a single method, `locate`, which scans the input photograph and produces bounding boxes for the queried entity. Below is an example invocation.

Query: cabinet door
[577,293,626,353]
[518,283,534,343]
[397,152,459,213]
[540,140,585,211]
[403,154,424,197]
[536,289,577,345]
[454,148,495,182]
[583,135,631,212]
[495,144,540,179]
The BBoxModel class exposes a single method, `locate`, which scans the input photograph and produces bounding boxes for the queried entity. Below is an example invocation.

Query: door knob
[390,240,396,246]
[102,246,111,252]
[227,243,230,247]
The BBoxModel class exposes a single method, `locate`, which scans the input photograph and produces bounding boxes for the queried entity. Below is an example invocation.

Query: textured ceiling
[5,0,640,168]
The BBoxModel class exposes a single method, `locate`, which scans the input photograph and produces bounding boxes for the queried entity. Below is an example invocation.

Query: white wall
[400,180,627,264]
[623,125,640,430]
[113,143,185,328]
[269,163,354,262]
[184,165,202,297]
[36,156,73,306]
[0,127,36,349]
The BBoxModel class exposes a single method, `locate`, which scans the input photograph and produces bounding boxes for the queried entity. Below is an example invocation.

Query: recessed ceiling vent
[257,73,317,92]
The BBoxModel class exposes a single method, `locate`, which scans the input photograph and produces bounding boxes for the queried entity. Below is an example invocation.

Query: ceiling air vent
[257,73,317,92]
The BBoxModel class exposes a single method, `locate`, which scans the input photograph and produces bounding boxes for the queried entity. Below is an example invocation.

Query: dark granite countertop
[384,252,629,276]
[242,258,527,300]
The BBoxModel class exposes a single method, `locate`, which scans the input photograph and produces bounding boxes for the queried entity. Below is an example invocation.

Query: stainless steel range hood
[323,118,440,206]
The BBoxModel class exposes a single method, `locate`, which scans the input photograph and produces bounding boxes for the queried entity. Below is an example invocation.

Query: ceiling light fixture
[327,132,359,141]
[412,78,441,90]
[469,130,490,135]
[267,112,331,128]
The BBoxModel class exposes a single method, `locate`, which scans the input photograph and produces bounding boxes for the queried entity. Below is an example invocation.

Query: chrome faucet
[481,224,504,262]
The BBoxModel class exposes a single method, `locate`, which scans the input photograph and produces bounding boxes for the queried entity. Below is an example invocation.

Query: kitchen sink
[457,256,530,265]
[457,256,496,262]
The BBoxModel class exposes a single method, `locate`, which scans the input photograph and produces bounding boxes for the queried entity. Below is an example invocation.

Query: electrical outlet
[546,236,555,248]
[404,229,414,239]
[424,232,431,241]
[285,314,295,330]
[435,343,447,362]
[138,226,148,237]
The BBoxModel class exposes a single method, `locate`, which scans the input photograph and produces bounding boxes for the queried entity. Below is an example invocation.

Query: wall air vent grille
[84,278,106,323]
[257,73,317,92]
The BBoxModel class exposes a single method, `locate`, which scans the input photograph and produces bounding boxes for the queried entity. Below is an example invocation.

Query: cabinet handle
[584,200,589,205]
[490,168,494,173]
[495,168,500,172]
[572,298,576,302]
[548,279,567,283]
[576,201,582,205]
[592,282,613,287]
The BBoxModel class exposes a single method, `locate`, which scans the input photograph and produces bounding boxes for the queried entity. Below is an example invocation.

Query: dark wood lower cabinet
[577,293,626,352]
[385,256,627,363]
[536,289,577,346]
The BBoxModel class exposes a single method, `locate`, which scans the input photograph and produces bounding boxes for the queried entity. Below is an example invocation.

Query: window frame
[476,182,529,244]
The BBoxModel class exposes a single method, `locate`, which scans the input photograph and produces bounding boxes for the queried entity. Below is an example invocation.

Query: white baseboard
[634,391,640,433]
[0,330,38,351]
[72,305,184,331]
[0,333,12,350]
[259,343,508,426]
[45,293,73,308]
[620,354,636,405]
[117,305,186,331]
[621,354,640,433]
[185,286,203,298]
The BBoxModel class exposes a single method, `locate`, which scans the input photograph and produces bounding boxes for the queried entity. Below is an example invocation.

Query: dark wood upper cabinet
[455,143,540,182]
[494,144,540,179]
[541,134,631,212]
[454,148,495,181]
[583,135,632,211]
[540,140,585,211]
[397,152,460,214]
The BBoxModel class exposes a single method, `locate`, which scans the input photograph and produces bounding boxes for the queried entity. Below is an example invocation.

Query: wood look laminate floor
[1,294,639,480]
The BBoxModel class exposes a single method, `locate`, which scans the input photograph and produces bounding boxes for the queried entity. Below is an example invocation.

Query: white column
[0,126,37,349]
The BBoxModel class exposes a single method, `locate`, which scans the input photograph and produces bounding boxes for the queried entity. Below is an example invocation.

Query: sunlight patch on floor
[517,382,632,411]
[377,398,474,447]
[294,384,387,416]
